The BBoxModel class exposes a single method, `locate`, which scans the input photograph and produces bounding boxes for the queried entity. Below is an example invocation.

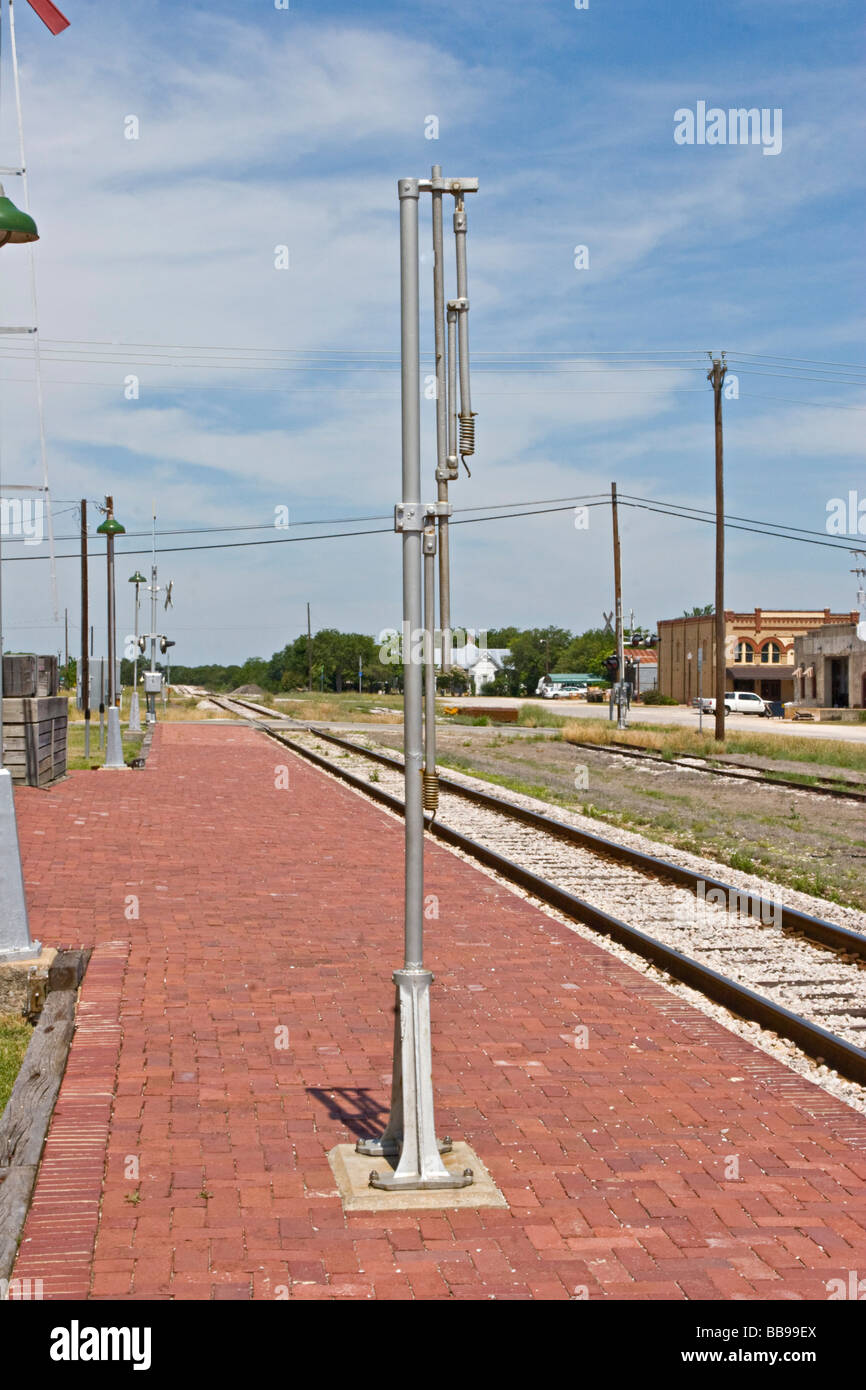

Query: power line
[4,495,863,561]
[22,337,866,372]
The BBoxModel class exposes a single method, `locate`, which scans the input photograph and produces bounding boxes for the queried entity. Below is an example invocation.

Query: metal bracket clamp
[418,176,479,195]
[438,455,459,481]
[394,503,426,533]
[394,502,444,532]
[447,296,469,313]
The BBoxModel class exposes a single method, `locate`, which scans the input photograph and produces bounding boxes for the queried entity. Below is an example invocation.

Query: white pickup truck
[698,691,768,716]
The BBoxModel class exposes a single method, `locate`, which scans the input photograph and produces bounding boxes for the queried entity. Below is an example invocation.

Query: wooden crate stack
[1,655,67,787]
[1,696,67,786]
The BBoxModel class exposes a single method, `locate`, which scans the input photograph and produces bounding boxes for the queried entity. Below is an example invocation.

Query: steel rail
[212,700,866,963]
[246,721,866,1087]
[299,726,866,964]
[561,734,866,805]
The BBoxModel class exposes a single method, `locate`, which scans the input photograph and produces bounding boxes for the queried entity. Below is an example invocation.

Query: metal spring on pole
[459,413,476,456]
[423,770,439,812]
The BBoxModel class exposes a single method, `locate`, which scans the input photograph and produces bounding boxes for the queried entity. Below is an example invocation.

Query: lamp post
[128,570,146,732]
[96,498,126,770]
[0,187,40,961]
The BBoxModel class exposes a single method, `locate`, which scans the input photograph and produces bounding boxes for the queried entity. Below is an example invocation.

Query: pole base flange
[359,969,474,1192]
[356,1135,452,1158]
[369,1167,474,1192]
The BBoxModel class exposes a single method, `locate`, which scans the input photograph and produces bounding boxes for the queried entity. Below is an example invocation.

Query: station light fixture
[0,186,38,246]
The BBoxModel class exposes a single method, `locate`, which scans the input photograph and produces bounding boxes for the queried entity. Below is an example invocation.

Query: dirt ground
[370,725,866,910]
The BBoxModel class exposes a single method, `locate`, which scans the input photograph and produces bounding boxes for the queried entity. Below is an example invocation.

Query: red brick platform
[11,724,866,1300]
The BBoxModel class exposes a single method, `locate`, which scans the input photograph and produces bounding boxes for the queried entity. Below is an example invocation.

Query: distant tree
[485,626,520,649]
[683,605,714,617]
[503,627,572,694]
[556,627,615,677]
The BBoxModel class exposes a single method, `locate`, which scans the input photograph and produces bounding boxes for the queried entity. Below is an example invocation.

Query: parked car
[539,681,588,699]
[700,691,768,716]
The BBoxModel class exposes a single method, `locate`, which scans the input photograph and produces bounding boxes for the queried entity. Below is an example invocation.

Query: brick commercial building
[657,609,859,705]
[793,621,866,709]
[624,647,658,696]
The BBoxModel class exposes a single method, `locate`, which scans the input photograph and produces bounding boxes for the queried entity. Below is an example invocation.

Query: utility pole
[80,499,90,758]
[611,482,627,729]
[64,607,68,669]
[708,356,727,741]
[307,602,312,692]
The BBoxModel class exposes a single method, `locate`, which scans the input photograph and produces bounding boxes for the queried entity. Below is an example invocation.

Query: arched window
[761,641,781,664]
[735,640,754,664]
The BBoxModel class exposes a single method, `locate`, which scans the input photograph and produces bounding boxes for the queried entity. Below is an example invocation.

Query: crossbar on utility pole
[709,357,727,742]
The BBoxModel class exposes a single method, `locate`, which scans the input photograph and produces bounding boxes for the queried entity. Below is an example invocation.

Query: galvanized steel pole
[399,178,424,974]
[431,166,451,674]
[611,482,627,729]
[357,176,473,1193]
[0,441,39,961]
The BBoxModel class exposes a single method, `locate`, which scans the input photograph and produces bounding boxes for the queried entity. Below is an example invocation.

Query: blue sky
[0,0,863,665]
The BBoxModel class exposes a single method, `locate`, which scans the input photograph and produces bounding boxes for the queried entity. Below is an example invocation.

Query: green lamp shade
[0,187,38,245]
[129,571,147,583]
[97,517,126,536]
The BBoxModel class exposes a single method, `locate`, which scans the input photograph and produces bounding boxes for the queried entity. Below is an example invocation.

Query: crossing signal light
[603,654,619,676]
[137,636,146,653]
[159,638,176,654]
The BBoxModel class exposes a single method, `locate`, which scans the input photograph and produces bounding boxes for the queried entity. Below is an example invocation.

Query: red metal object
[25,0,70,36]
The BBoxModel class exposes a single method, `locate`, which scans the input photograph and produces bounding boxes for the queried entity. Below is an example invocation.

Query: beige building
[657,609,859,705]
[793,622,866,709]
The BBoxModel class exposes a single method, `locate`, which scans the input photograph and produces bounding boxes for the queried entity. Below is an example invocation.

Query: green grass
[66,724,144,771]
[435,753,572,807]
[562,718,866,772]
[515,706,569,729]
[0,1013,32,1115]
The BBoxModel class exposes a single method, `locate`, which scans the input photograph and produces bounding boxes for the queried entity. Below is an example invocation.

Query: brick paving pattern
[12,724,866,1299]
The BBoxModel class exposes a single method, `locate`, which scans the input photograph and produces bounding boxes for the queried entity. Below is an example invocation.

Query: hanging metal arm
[452,197,475,474]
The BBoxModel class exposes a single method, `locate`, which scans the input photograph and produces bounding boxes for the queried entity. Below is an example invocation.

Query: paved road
[449,696,866,744]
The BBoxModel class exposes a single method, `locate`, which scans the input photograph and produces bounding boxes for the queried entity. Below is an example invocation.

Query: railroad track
[208,695,866,1087]
[217,694,866,804]
[562,734,866,804]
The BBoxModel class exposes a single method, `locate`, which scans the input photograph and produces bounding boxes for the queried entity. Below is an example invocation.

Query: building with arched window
[657,608,859,705]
